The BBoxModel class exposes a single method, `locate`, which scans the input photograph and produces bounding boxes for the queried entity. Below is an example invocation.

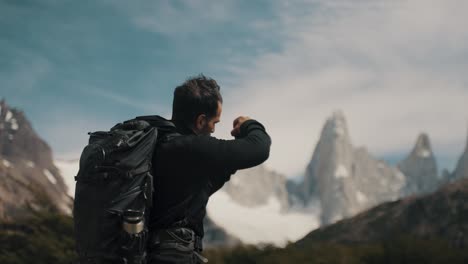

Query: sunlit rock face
[0,99,72,220]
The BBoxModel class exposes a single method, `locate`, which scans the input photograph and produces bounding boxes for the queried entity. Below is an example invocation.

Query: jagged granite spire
[398,133,439,195]
[319,110,352,143]
[303,110,354,197]
[303,110,355,223]
[303,111,405,225]
[413,133,433,158]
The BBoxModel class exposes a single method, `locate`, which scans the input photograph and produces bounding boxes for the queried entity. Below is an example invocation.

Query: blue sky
[1,0,468,178]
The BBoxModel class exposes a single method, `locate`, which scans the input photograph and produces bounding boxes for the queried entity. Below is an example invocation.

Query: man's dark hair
[172,74,223,126]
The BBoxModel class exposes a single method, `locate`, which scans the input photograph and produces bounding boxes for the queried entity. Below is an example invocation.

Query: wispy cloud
[108,0,237,36]
[0,50,52,93]
[80,86,167,114]
[214,0,468,177]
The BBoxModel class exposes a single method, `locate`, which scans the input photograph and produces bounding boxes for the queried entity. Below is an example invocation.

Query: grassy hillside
[204,237,468,264]
[0,211,76,264]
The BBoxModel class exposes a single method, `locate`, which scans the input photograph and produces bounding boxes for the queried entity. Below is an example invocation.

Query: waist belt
[150,227,207,263]
[150,227,203,251]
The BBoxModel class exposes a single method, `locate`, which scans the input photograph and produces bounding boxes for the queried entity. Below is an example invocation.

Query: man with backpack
[73,75,271,264]
[147,75,271,263]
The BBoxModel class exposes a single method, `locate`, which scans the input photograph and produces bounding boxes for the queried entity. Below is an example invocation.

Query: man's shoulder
[158,133,215,148]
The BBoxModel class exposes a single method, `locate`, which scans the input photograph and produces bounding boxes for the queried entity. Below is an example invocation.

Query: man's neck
[171,119,197,135]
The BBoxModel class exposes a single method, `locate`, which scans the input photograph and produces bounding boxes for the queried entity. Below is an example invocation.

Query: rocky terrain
[0,99,72,220]
[297,177,468,248]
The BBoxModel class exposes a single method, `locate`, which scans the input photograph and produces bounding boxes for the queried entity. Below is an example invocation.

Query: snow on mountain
[2,158,12,168]
[207,189,319,246]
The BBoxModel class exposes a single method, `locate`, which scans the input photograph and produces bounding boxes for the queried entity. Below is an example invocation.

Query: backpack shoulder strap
[135,115,181,142]
[135,115,175,130]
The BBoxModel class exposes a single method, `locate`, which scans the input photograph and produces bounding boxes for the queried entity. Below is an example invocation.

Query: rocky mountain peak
[398,133,439,195]
[0,99,22,134]
[0,99,52,167]
[303,111,354,203]
[412,133,433,158]
[322,110,350,141]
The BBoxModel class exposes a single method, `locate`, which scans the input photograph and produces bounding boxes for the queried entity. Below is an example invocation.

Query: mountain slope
[0,99,72,220]
[297,178,468,247]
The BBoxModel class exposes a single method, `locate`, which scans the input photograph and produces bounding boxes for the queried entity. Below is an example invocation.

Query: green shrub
[0,211,77,264]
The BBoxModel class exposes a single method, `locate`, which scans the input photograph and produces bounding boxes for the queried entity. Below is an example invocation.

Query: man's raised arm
[193,117,271,171]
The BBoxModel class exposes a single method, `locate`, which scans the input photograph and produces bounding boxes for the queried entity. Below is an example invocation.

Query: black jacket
[149,117,271,238]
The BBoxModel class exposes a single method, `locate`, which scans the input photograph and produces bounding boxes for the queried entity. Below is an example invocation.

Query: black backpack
[73,116,175,264]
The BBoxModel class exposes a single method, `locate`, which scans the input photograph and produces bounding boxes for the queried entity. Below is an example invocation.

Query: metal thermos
[122,210,144,234]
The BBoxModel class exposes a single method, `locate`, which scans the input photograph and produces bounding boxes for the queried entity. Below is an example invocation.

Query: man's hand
[231,116,251,137]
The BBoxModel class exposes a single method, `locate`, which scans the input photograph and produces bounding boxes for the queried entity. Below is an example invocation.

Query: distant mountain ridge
[295,111,465,225]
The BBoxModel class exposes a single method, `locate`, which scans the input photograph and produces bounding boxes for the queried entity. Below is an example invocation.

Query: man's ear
[195,114,207,131]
